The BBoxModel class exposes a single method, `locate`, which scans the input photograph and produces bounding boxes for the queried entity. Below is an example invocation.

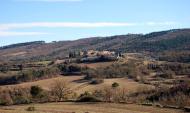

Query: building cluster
[80,50,116,57]
[66,50,124,64]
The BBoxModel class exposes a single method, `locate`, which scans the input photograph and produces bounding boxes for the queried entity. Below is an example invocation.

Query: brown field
[0,75,154,94]
[0,102,184,113]
[78,61,115,69]
[2,51,27,57]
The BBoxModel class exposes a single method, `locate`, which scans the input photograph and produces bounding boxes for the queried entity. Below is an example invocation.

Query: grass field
[78,61,115,69]
[0,75,154,94]
[1,61,182,113]
[0,61,154,95]
[0,102,184,113]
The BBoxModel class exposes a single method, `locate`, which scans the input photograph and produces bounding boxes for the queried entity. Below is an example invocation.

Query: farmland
[0,102,184,113]
[0,29,190,113]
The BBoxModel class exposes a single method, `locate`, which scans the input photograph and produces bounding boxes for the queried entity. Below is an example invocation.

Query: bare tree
[102,86,113,102]
[50,79,72,102]
[115,87,128,103]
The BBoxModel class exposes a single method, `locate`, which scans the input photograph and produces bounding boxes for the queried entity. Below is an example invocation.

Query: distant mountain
[0,29,190,62]
[0,41,45,50]
[126,29,190,52]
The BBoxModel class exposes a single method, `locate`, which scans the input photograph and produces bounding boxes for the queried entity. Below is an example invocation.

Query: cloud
[0,31,49,36]
[0,22,137,30]
[0,22,137,37]
[14,0,83,2]
[0,22,177,30]
[146,21,177,26]
[0,21,177,37]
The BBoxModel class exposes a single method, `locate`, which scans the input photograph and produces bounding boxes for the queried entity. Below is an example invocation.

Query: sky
[0,0,190,46]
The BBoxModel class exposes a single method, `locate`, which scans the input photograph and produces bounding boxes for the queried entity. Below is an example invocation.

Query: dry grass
[75,77,154,94]
[0,75,82,90]
[0,102,184,113]
[78,62,115,69]
[0,75,154,95]
[0,71,18,77]
[2,51,27,57]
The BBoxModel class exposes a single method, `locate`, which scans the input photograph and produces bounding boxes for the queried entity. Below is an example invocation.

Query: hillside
[0,29,190,62]
[0,42,189,111]
[0,75,154,95]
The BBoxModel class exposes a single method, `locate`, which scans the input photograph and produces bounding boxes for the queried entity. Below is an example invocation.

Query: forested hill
[0,29,190,62]
[0,41,45,50]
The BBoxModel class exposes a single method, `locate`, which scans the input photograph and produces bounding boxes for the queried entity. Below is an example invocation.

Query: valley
[0,29,190,113]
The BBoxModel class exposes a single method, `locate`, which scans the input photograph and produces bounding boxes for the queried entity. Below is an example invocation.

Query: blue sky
[0,0,189,46]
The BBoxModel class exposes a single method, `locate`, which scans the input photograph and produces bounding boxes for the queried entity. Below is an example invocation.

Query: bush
[159,70,175,79]
[0,87,31,105]
[83,68,96,80]
[77,91,102,102]
[26,106,35,111]
[90,79,104,84]
[0,65,9,73]
[112,82,119,88]
[147,83,190,107]
[30,86,43,97]
[77,96,101,102]
[92,90,104,99]
[13,96,30,104]
[58,64,82,75]
[17,70,34,82]
[0,93,13,106]
[79,91,91,97]
[84,62,137,79]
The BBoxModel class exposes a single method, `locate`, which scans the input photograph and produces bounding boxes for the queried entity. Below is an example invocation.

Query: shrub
[26,106,35,111]
[0,87,32,105]
[84,62,138,79]
[77,91,102,102]
[77,96,101,102]
[147,83,190,107]
[30,86,43,97]
[114,87,128,103]
[13,96,30,104]
[58,64,82,75]
[0,65,9,73]
[79,91,91,97]
[0,66,60,85]
[18,70,34,82]
[112,82,119,88]
[92,90,104,99]
[10,87,31,104]
[159,70,175,79]
[90,79,104,84]
[0,93,13,106]
[83,68,96,80]
[102,86,113,102]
